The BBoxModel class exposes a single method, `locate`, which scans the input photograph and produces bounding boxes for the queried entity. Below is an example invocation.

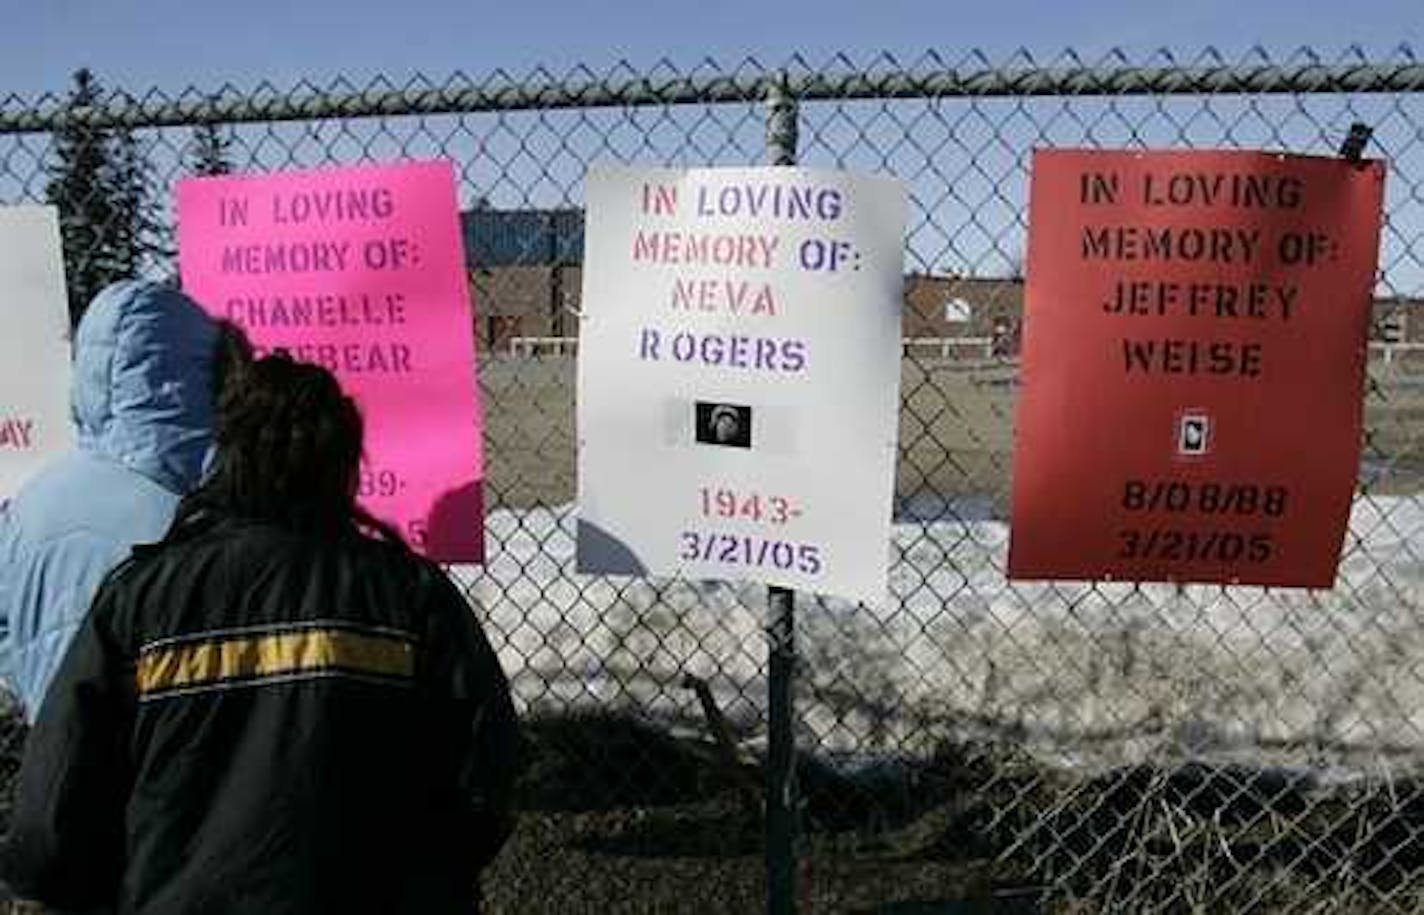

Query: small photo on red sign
[1177,412,1210,458]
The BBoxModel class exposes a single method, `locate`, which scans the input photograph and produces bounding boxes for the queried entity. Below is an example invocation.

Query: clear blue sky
[1,0,1418,98]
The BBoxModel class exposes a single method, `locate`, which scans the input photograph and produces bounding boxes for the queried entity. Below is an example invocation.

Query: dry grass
[479,354,1424,511]
[481,711,1424,913]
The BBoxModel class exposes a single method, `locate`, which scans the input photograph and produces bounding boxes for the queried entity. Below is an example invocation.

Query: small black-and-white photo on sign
[695,401,753,449]
[1178,413,1210,456]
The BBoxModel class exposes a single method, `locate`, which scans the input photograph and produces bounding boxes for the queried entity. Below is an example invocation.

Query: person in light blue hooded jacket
[0,279,247,721]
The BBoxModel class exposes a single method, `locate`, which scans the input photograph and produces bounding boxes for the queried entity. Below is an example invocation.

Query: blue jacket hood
[71,281,218,495]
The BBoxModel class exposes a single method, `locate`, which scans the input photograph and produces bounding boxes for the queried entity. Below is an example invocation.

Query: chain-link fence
[2,47,1424,913]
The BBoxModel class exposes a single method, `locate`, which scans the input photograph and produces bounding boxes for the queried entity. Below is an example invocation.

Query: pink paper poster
[178,161,484,562]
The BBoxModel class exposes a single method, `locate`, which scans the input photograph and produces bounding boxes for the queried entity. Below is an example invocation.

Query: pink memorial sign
[178,161,484,562]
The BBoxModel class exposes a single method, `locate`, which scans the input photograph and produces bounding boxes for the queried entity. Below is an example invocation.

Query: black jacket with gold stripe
[0,516,518,914]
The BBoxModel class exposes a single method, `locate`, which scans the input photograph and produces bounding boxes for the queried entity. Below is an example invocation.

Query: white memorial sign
[0,206,71,504]
[577,166,906,604]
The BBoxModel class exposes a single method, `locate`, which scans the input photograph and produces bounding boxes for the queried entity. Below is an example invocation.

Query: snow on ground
[448,496,1424,771]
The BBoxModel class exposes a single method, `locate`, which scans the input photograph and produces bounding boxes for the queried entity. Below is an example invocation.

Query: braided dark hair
[170,350,404,545]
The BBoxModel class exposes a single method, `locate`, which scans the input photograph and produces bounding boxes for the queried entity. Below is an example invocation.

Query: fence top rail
[2,58,1423,135]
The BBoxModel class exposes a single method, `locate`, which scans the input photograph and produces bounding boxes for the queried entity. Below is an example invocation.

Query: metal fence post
[767,72,799,167]
[765,70,799,915]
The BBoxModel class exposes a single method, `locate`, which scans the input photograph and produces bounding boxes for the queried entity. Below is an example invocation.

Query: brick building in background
[462,208,583,351]
[463,208,1421,357]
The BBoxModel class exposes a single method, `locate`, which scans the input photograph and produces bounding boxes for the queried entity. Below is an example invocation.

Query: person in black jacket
[0,352,518,914]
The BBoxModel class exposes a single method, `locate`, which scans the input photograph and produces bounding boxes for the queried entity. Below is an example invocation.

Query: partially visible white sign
[577,165,907,605]
[0,207,72,502]
[944,297,973,323]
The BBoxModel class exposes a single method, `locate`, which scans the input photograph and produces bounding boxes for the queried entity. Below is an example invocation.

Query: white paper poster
[577,166,907,604]
[0,206,72,504]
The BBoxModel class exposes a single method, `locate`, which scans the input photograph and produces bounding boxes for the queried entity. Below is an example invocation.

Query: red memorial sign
[1009,149,1385,588]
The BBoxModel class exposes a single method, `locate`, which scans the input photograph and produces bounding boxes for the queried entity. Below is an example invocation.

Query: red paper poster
[178,161,484,562]
[1009,149,1385,588]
